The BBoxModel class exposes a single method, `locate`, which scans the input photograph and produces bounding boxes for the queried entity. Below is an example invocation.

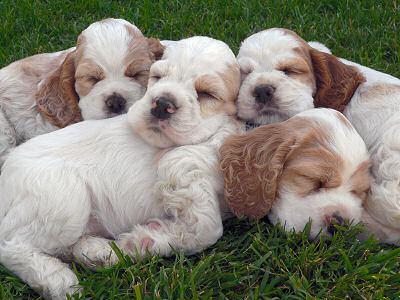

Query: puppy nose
[253,84,276,104]
[326,213,346,235]
[105,94,126,114]
[151,97,177,120]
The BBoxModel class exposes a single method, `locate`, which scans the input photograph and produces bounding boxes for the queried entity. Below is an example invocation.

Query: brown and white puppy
[235,28,400,244]
[0,18,163,167]
[220,108,371,238]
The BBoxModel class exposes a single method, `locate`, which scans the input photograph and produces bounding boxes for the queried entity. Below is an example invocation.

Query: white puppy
[220,108,371,239]
[0,18,163,167]
[235,28,400,244]
[0,36,241,299]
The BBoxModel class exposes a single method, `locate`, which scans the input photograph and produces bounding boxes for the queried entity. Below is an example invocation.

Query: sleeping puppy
[220,108,371,239]
[0,18,163,167]
[235,28,400,245]
[0,36,242,299]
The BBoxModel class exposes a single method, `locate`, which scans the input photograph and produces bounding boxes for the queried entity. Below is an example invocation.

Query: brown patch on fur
[277,55,315,89]
[21,52,69,79]
[279,124,344,198]
[359,83,400,100]
[123,25,164,87]
[276,28,365,111]
[350,159,371,203]
[219,63,240,116]
[219,117,344,219]
[194,63,240,117]
[147,38,165,61]
[310,49,366,112]
[75,59,105,97]
[124,59,151,88]
[35,50,83,128]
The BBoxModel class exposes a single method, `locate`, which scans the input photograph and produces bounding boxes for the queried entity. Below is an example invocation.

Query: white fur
[0,18,148,168]
[236,28,400,244]
[0,36,242,299]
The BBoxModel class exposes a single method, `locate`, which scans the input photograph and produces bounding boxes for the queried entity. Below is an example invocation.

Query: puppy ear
[310,49,365,112]
[147,38,165,60]
[35,51,82,128]
[219,125,295,219]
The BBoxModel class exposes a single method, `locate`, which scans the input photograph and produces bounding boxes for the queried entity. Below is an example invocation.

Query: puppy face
[36,18,164,127]
[236,28,365,125]
[127,36,240,148]
[220,109,371,238]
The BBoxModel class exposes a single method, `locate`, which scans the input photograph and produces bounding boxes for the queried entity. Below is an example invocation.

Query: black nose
[105,94,126,114]
[151,97,177,120]
[253,84,276,104]
[327,213,345,235]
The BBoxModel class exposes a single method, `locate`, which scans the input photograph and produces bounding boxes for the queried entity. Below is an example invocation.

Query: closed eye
[149,74,162,81]
[87,75,101,84]
[280,66,306,75]
[197,90,218,101]
[126,70,149,80]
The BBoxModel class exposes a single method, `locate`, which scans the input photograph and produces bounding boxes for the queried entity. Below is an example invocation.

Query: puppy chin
[127,98,175,148]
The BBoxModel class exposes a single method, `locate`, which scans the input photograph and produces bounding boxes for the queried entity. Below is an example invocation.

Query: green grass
[1,0,400,298]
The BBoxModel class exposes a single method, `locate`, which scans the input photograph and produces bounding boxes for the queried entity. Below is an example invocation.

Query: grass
[0,0,400,298]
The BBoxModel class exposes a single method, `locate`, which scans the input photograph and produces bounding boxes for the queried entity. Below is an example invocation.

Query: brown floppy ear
[35,51,83,128]
[219,125,295,219]
[310,49,365,112]
[147,38,165,60]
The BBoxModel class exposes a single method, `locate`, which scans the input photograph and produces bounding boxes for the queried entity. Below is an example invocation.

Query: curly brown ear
[147,38,165,60]
[310,49,365,112]
[35,51,82,128]
[219,125,295,219]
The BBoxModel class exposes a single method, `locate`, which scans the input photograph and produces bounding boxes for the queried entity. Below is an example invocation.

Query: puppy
[235,28,400,244]
[0,36,241,299]
[0,18,163,167]
[220,108,371,238]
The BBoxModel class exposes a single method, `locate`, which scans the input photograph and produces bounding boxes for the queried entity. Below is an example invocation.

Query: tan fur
[75,59,105,97]
[35,50,83,128]
[359,83,400,100]
[219,121,299,219]
[310,49,366,112]
[123,25,164,87]
[195,64,240,117]
[350,160,371,203]
[220,116,371,219]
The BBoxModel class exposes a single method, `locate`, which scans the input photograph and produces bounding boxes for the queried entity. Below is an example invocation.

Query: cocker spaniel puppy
[220,108,371,238]
[0,36,242,299]
[235,28,400,244]
[0,18,163,167]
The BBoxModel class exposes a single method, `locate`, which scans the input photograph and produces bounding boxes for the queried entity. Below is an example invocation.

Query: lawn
[0,0,400,298]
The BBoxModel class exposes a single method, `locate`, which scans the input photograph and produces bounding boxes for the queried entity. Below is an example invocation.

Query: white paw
[72,236,119,270]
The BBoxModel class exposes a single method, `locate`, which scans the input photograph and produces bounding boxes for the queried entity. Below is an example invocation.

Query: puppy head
[127,36,240,148]
[236,28,365,125]
[220,108,371,238]
[36,18,164,127]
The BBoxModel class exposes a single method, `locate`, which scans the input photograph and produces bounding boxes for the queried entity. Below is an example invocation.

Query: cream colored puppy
[0,36,241,299]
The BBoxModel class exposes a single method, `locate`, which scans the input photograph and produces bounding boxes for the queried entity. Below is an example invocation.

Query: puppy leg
[0,242,81,299]
[71,236,119,270]
[0,111,17,167]
[117,147,224,258]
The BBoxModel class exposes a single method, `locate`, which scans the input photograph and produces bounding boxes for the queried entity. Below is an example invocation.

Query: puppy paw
[72,236,119,270]
[147,221,161,230]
